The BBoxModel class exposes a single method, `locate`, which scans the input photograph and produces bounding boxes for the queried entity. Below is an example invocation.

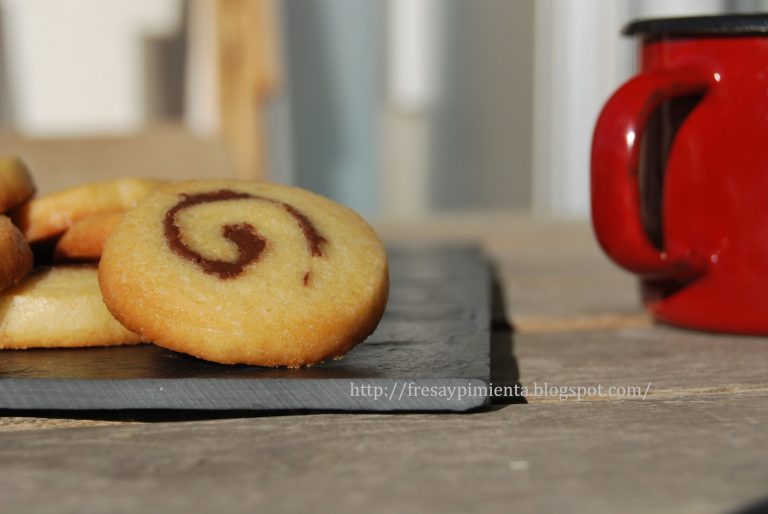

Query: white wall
[1,0,181,136]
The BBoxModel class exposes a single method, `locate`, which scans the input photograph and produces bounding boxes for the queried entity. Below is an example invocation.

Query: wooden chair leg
[216,0,281,180]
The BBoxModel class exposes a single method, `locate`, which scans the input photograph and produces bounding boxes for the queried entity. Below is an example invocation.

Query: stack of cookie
[0,157,158,349]
[0,158,35,294]
[0,157,388,367]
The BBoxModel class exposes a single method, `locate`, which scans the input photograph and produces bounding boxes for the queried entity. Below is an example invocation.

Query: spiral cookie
[0,215,33,292]
[0,266,143,349]
[0,157,36,213]
[10,177,162,242]
[99,180,389,367]
[54,211,124,262]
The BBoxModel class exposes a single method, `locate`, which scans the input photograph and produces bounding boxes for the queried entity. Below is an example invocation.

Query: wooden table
[2,217,766,514]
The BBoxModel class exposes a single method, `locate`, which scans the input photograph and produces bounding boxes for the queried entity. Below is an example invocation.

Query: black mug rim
[624,13,768,38]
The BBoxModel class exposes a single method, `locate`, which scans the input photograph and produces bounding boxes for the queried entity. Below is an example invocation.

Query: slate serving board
[0,246,491,412]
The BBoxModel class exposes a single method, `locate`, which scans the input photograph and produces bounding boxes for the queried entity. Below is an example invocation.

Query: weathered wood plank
[0,396,766,514]
[515,325,768,402]
[514,312,651,334]
[1,219,767,514]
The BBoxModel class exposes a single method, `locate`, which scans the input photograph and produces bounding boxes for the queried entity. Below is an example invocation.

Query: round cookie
[0,215,33,292]
[54,211,124,262]
[10,177,162,242]
[99,180,389,367]
[0,266,143,349]
[0,157,36,213]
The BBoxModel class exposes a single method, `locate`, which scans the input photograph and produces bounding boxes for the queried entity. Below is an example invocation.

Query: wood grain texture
[377,216,641,321]
[516,326,768,402]
[0,396,766,514]
[2,218,767,513]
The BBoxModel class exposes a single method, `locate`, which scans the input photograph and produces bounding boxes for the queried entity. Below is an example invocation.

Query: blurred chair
[216,0,281,180]
[0,0,281,192]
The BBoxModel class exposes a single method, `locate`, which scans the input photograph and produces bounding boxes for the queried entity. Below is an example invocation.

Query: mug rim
[624,13,768,38]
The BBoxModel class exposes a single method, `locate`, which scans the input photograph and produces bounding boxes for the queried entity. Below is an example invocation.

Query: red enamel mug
[591,15,768,334]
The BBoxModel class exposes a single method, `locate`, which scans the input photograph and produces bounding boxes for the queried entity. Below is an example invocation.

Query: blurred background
[0,0,765,220]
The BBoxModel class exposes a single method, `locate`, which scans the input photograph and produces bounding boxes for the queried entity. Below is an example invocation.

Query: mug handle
[591,70,712,280]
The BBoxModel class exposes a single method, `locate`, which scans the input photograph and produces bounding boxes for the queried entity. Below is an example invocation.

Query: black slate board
[0,246,491,411]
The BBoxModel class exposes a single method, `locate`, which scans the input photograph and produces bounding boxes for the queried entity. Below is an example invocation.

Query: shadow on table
[731,496,768,514]
[489,267,527,406]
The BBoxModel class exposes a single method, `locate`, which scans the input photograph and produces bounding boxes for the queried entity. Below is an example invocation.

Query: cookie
[99,180,389,367]
[54,211,124,262]
[0,266,143,349]
[0,215,33,292]
[0,157,36,213]
[10,177,162,242]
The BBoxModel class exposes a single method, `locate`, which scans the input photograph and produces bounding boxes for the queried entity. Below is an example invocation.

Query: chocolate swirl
[163,189,327,280]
